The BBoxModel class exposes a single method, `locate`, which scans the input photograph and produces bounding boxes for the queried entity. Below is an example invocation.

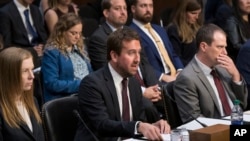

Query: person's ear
[131,5,135,14]
[103,9,109,18]
[110,50,118,62]
[200,42,207,52]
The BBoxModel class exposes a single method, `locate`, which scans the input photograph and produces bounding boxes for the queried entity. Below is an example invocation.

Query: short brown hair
[107,28,140,60]
[196,23,226,48]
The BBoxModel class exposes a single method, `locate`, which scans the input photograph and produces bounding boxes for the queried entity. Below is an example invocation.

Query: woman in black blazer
[224,0,250,62]
[0,47,45,141]
[167,0,203,66]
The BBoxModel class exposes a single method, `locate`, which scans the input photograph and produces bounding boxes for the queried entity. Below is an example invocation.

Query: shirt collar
[106,21,123,32]
[14,0,30,12]
[132,18,149,29]
[108,63,124,84]
[194,55,212,75]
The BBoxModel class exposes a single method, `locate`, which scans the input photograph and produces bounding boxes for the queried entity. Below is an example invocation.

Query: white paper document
[177,117,231,130]
[223,111,250,122]
[123,134,170,141]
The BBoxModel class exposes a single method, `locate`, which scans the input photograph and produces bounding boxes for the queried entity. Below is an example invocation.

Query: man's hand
[138,122,163,140]
[161,74,176,83]
[143,84,161,102]
[152,119,171,134]
[217,54,241,82]
[33,44,44,57]
[138,120,171,140]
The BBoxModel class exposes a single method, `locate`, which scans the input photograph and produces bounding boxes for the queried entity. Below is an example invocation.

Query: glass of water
[171,129,182,141]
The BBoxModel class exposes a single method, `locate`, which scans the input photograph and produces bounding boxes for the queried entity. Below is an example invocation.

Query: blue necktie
[24,9,38,45]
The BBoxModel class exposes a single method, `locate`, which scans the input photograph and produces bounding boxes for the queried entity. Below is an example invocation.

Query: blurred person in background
[167,0,203,66]
[224,0,250,62]
[43,0,78,34]
[0,0,47,67]
[41,13,92,102]
[130,0,184,83]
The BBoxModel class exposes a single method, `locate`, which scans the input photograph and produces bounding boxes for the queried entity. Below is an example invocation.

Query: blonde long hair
[0,47,42,128]
[172,0,203,43]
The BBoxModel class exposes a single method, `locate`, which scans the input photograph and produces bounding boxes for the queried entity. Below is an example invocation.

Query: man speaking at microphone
[174,24,248,123]
[74,28,170,141]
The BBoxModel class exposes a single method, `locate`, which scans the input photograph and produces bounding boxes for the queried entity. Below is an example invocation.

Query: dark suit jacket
[0,100,45,141]
[174,58,248,123]
[130,22,184,79]
[0,2,47,67]
[224,15,250,62]
[74,65,148,141]
[0,1,47,47]
[0,1,47,48]
[88,22,159,86]
[166,24,196,66]
[236,39,250,110]
[88,22,111,71]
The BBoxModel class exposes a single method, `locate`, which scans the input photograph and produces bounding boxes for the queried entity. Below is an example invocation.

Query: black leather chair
[161,81,183,129]
[81,18,99,40]
[78,5,100,23]
[33,69,44,111]
[42,95,79,141]
[160,7,174,27]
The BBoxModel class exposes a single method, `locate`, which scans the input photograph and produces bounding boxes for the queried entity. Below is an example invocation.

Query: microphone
[160,85,207,128]
[73,110,99,141]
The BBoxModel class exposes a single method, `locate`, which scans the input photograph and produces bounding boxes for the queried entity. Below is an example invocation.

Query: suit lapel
[103,65,122,120]
[102,22,113,36]
[19,116,36,141]
[191,59,221,112]
[131,23,162,62]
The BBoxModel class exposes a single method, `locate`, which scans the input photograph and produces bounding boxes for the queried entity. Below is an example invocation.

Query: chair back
[42,95,78,141]
[162,81,183,128]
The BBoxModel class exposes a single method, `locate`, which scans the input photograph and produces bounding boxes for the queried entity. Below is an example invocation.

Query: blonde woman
[0,47,44,141]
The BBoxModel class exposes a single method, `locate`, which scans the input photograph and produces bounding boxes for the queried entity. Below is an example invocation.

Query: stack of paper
[177,117,231,130]
[223,110,250,122]
[123,134,170,141]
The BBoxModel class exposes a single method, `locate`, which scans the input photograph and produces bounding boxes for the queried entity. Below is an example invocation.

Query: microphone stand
[73,110,99,141]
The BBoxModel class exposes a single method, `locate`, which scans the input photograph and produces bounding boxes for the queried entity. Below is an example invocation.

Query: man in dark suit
[174,24,247,123]
[0,0,10,8]
[74,28,170,141]
[88,0,163,122]
[88,0,128,71]
[129,0,184,83]
[0,0,47,67]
